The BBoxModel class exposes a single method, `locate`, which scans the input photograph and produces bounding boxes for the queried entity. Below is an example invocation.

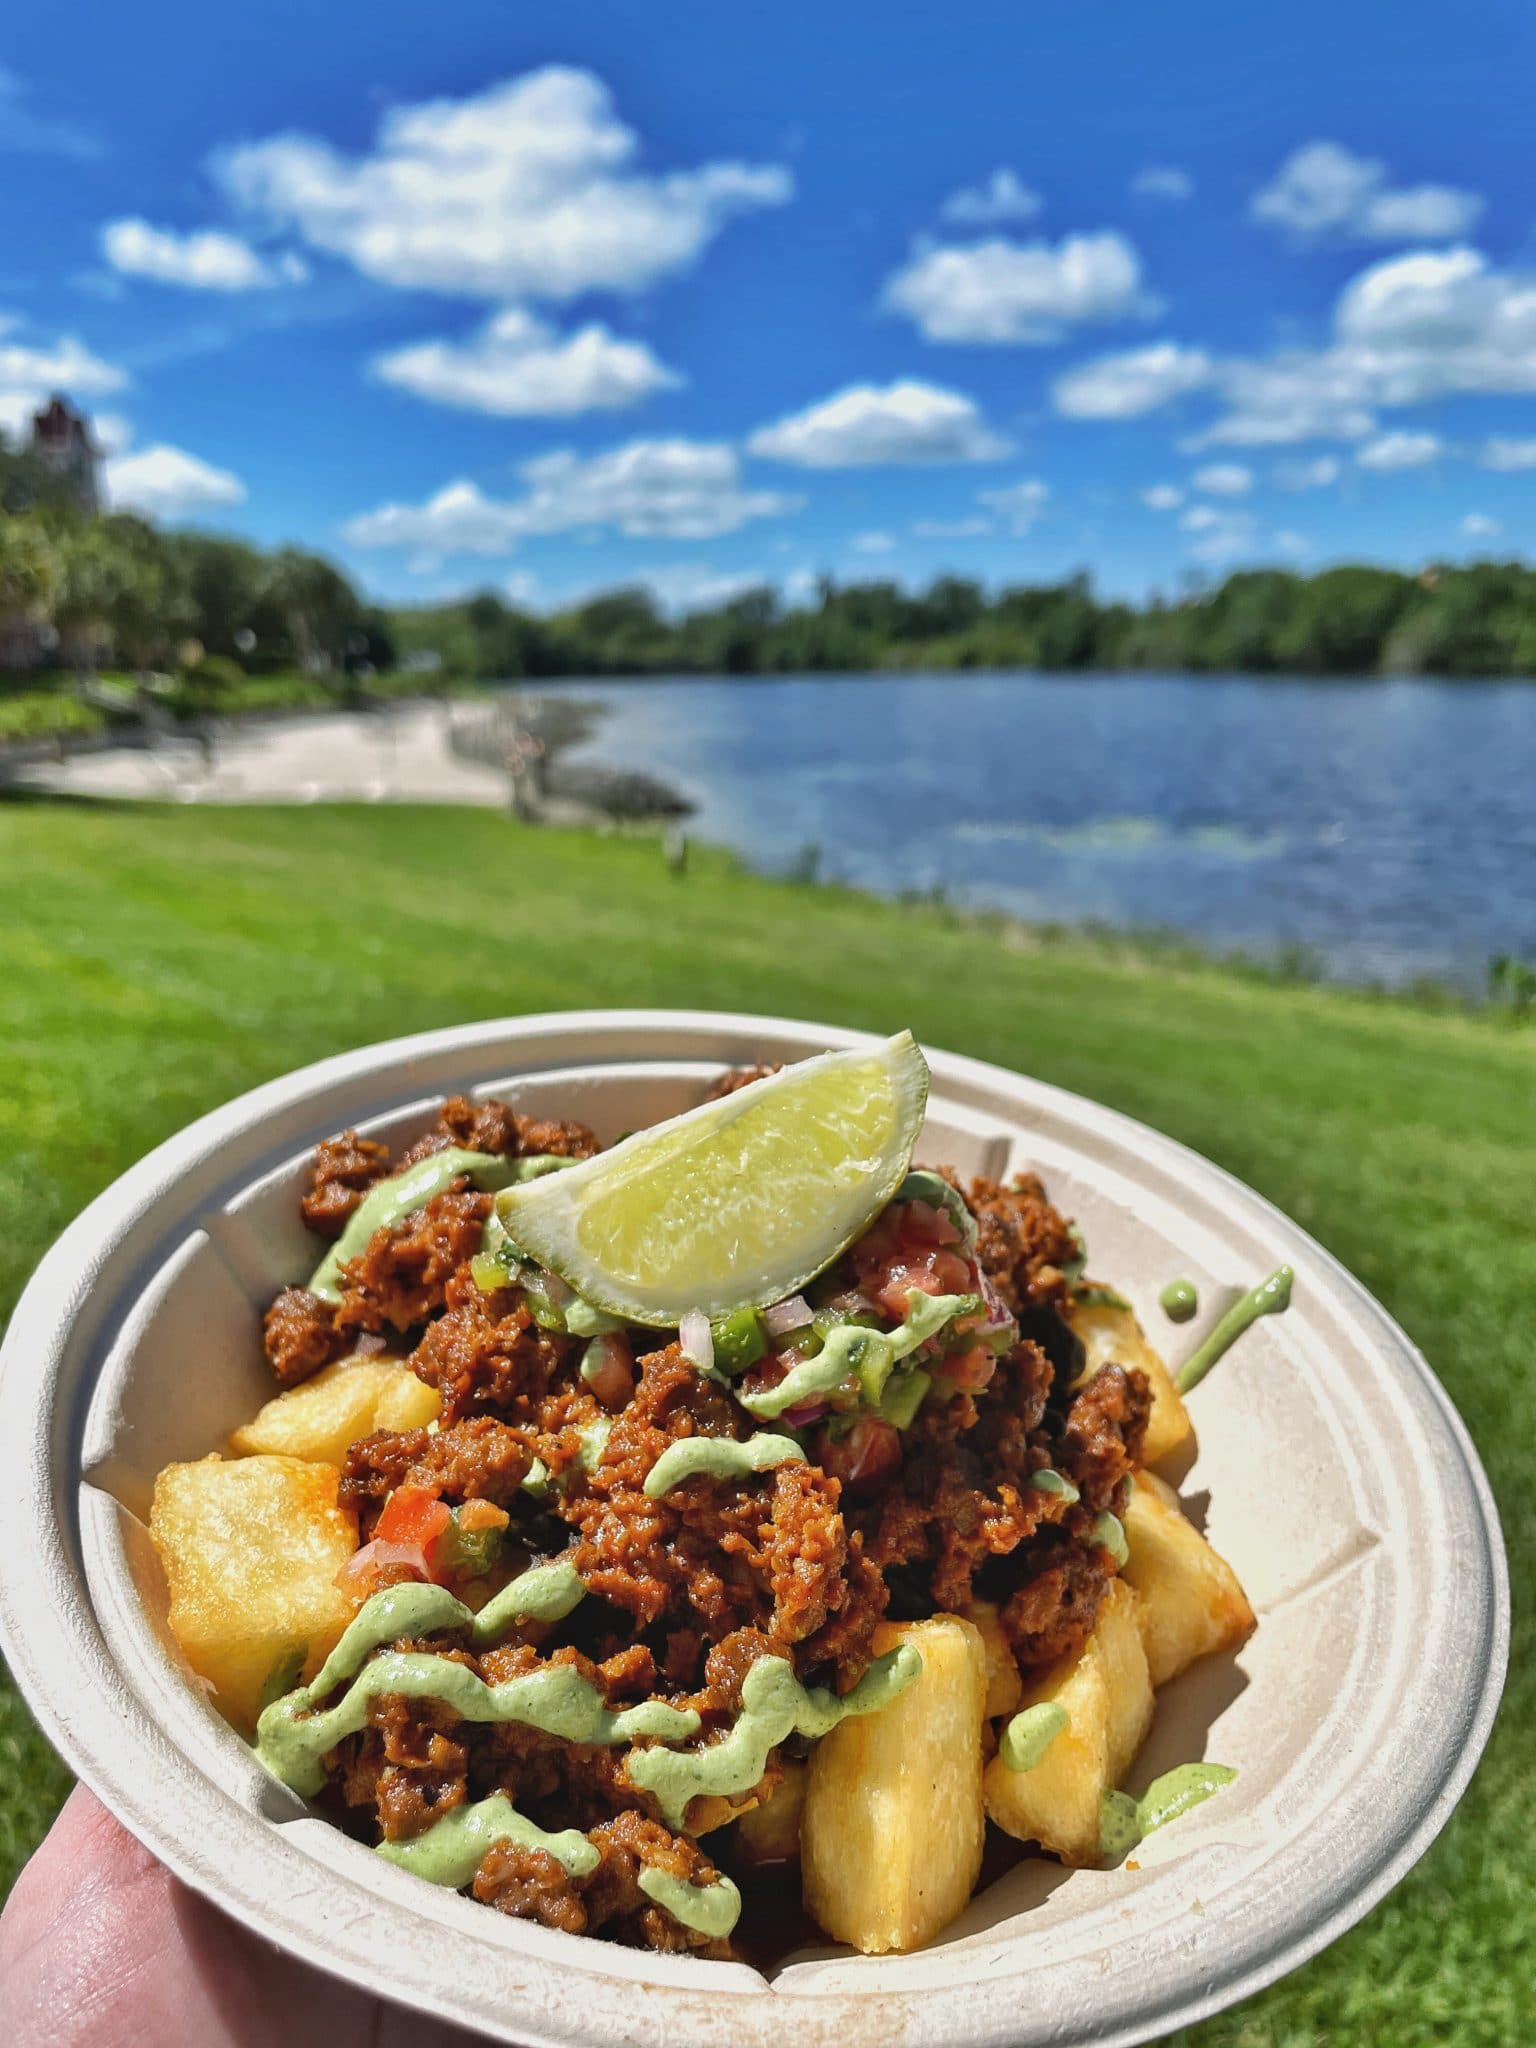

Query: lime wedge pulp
[495,1032,930,1326]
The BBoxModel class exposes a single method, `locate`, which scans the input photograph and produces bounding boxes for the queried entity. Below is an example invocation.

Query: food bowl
[0,1010,1508,2047]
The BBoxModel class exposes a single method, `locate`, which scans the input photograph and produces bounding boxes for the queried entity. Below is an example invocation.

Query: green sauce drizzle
[739,1292,976,1419]
[1098,1762,1239,1861]
[627,1644,923,1829]
[999,1701,1068,1772]
[637,1866,743,1938]
[1159,1277,1199,1323]
[1174,1266,1294,1393]
[644,1433,806,1499]
[377,1795,598,1888]
[311,1149,526,1304]
[1093,1511,1129,1567]
[259,1649,698,1801]
[1031,1468,1080,1504]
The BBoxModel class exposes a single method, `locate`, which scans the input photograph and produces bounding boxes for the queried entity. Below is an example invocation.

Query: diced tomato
[374,1483,452,1554]
[850,1204,975,1320]
[582,1331,635,1411]
[815,1417,902,1492]
[940,1343,997,1393]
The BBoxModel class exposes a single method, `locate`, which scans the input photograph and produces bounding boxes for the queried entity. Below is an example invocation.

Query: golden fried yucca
[968,1598,1025,1719]
[1121,1468,1255,1686]
[149,1453,359,1731]
[983,1579,1152,1867]
[228,1355,440,1464]
[1068,1298,1193,1465]
[731,1757,808,1866]
[802,1615,987,1953]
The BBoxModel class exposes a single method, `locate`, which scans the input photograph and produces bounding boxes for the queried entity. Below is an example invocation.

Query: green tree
[0,512,63,631]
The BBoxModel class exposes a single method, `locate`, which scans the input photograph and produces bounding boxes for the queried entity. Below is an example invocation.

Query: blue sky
[3,0,1534,611]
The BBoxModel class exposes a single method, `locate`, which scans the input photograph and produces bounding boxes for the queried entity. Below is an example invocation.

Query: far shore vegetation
[8,422,1536,752]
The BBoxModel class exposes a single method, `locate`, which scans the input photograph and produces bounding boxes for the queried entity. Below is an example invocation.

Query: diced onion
[763,1295,814,1335]
[780,1397,828,1428]
[679,1309,714,1373]
[825,1288,876,1316]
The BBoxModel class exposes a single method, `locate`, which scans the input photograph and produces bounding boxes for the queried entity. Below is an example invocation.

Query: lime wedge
[496,1032,930,1325]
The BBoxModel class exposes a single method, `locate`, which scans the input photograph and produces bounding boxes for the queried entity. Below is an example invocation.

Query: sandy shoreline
[13,703,519,807]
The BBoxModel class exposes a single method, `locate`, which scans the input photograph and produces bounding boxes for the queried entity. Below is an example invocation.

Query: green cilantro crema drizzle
[1159,1277,1199,1323]
[644,1432,806,1498]
[257,1559,922,1846]
[739,1291,976,1419]
[1174,1266,1294,1393]
[999,1701,1068,1773]
[309,1149,573,1304]
[377,1795,598,1887]
[636,1867,743,1938]
[1099,1762,1239,1860]
[626,1644,923,1829]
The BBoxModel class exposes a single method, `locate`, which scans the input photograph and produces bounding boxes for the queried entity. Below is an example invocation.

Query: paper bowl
[0,1010,1508,2048]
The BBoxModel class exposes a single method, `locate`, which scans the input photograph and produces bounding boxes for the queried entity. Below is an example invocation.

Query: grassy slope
[0,799,1529,2046]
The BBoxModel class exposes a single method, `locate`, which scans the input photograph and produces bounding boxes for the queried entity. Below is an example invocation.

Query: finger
[1,1787,479,2047]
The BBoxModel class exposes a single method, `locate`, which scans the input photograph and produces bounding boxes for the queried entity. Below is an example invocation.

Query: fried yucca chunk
[1121,1468,1255,1686]
[150,1453,359,1731]
[983,1579,1152,1866]
[228,1355,440,1464]
[969,1598,1025,1719]
[802,1616,987,1953]
[732,1757,808,1866]
[1068,1299,1193,1464]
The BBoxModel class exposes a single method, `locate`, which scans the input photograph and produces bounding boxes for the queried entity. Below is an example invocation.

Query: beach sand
[15,703,514,808]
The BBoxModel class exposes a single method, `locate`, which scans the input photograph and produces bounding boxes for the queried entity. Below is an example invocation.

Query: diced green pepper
[710,1307,768,1376]
[878,1368,931,1431]
[435,1505,506,1581]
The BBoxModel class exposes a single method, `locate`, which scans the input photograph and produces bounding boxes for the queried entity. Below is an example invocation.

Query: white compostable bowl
[0,1011,1509,2048]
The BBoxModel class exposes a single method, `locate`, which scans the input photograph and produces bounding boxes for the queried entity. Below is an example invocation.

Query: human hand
[1,1786,482,2047]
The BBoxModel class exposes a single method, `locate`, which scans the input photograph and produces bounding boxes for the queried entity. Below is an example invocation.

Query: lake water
[546,672,1536,991]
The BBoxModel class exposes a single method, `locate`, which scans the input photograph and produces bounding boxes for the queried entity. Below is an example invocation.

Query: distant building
[27,394,100,516]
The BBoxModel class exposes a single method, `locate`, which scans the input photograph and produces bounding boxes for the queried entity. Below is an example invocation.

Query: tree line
[391,563,1536,682]
[0,431,391,685]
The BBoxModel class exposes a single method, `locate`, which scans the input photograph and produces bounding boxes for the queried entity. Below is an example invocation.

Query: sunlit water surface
[538,671,1536,990]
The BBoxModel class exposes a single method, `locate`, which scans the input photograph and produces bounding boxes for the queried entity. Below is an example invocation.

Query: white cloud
[976,478,1049,534]
[911,516,994,538]
[1089,245,1536,448]
[1461,511,1502,538]
[1180,505,1257,563]
[0,323,127,436]
[940,169,1042,225]
[91,411,134,455]
[1193,462,1253,496]
[1140,484,1184,511]
[1356,430,1442,470]
[1252,141,1482,242]
[101,219,304,292]
[883,231,1148,344]
[1132,166,1194,202]
[638,563,771,613]
[345,438,798,559]
[0,66,100,160]
[1052,342,1212,419]
[748,380,1009,466]
[851,530,896,553]
[1273,455,1341,489]
[372,306,679,417]
[1480,437,1536,471]
[105,443,246,516]
[1273,529,1312,557]
[219,67,790,301]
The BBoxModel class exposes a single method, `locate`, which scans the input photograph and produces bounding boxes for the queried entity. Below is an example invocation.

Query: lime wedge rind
[496,1032,929,1325]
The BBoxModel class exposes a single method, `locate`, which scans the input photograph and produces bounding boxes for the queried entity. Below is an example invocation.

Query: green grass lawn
[1,797,1529,2045]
